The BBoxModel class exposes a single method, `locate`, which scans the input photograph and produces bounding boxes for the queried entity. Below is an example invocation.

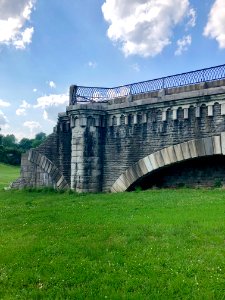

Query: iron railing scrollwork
[70,64,225,104]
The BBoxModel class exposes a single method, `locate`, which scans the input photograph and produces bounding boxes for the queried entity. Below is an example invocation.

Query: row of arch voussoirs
[109,101,225,126]
[28,149,69,189]
[111,133,225,193]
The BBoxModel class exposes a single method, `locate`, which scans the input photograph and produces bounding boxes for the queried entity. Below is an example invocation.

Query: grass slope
[0,163,20,189]
[0,187,225,299]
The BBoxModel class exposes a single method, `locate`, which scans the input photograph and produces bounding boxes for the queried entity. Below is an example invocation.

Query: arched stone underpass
[128,155,225,190]
[111,134,225,192]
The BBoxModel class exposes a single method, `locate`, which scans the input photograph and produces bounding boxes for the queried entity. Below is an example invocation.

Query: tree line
[0,131,47,165]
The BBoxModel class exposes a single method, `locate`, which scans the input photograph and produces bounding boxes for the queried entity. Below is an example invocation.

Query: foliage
[0,166,224,299]
[214,179,222,188]
[0,132,47,165]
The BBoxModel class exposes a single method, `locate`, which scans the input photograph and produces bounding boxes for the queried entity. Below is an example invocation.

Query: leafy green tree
[0,128,2,146]
[32,132,47,148]
[2,134,16,148]
[0,131,47,165]
[19,138,33,151]
[35,132,47,141]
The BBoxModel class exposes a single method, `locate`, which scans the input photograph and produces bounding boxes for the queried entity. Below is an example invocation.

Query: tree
[2,134,16,148]
[19,138,33,151]
[0,127,2,146]
[32,132,47,148]
[35,132,47,141]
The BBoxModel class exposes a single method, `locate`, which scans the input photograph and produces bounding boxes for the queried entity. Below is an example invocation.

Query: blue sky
[0,0,225,140]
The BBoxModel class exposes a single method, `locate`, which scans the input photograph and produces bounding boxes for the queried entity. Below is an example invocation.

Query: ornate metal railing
[70,64,225,104]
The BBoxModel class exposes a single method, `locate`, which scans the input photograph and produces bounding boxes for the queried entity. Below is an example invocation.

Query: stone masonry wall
[13,79,225,192]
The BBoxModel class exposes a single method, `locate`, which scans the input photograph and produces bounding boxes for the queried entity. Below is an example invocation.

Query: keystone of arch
[111,133,225,193]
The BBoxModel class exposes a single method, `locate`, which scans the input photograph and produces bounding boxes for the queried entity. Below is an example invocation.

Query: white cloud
[33,88,37,92]
[34,93,69,122]
[88,61,97,68]
[16,108,26,116]
[20,100,31,109]
[0,0,35,49]
[23,120,41,132]
[43,110,48,120]
[204,0,225,48]
[131,63,140,72]
[34,94,68,109]
[15,100,31,116]
[186,8,196,29]
[0,99,10,107]
[13,26,34,49]
[175,34,192,56]
[0,110,8,125]
[102,0,194,57]
[48,81,56,88]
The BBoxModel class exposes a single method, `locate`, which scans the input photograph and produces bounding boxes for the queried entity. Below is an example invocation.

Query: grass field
[0,164,225,299]
[0,163,20,189]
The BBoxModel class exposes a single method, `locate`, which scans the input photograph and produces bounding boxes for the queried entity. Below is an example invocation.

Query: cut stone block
[167,146,177,163]
[208,105,213,116]
[181,142,191,160]
[148,153,159,170]
[184,108,189,119]
[143,156,153,172]
[187,140,198,158]
[112,182,124,192]
[196,106,200,118]
[138,159,149,175]
[160,148,171,165]
[173,144,184,161]
[119,173,131,189]
[195,139,206,157]
[133,163,144,178]
[155,151,165,167]
[218,132,225,155]
[126,166,139,183]
[172,109,177,120]
[221,103,225,115]
[203,137,213,156]
[114,178,127,191]
[162,111,167,121]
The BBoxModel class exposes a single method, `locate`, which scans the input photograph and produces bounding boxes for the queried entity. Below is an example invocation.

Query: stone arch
[111,134,225,192]
[28,149,69,189]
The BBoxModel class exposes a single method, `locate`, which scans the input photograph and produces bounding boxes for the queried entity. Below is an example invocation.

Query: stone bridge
[13,64,225,192]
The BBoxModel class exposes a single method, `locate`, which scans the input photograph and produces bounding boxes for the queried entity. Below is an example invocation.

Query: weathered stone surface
[161,148,171,165]
[155,151,165,168]
[188,140,198,158]
[221,132,225,154]
[212,135,222,154]
[203,137,214,156]
[173,144,184,161]
[148,154,159,170]
[137,159,148,175]
[143,156,153,172]
[195,139,206,157]
[167,146,177,163]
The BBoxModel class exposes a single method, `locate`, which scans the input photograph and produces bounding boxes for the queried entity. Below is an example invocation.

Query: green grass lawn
[0,163,20,189]
[0,165,225,299]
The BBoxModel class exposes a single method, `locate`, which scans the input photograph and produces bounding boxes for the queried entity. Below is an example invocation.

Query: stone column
[70,112,105,192]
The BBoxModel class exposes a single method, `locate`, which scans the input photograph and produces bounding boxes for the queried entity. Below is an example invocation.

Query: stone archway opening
[128,155,225,191]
